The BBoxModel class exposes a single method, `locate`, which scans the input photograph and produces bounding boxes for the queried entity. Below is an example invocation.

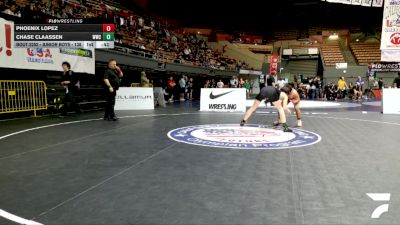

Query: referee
[103,59,123,121]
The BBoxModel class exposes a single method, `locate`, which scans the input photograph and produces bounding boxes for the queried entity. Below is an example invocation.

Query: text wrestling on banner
[0,18,95,74]
[200,88,246,112]
[115,87,154,110]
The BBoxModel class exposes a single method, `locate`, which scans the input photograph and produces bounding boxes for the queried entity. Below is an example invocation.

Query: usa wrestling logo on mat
[167,124,321,150]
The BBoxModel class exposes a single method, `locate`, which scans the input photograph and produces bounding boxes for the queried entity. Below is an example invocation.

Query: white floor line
[0,209,43,225]
[0,113,237,141]
[1,112,399,143]
[0,118,102,141]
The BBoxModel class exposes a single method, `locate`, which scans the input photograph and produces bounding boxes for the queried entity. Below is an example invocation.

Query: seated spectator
[0,1,6,12]
[3,4,21,17]
[353,82,363,100]
[325,83,337,101]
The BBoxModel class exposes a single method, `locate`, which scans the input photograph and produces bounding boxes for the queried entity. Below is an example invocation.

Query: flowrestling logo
[168,124,321,150]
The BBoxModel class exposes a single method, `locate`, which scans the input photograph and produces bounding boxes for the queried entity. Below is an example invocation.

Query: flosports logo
[168,124,321,149]
[209,91,233,99]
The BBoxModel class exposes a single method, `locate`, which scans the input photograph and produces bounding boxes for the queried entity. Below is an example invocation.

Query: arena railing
[0,80,47,117]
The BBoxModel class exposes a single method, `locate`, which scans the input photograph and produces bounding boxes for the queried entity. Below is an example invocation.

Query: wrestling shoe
[283,123,293,132]
[283,127,293,132]
[296,120,302,127]
[240,120,246,126]
[272,121,281,126]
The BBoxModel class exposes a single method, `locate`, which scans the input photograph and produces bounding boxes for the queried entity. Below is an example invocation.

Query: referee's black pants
[104,90,116,119]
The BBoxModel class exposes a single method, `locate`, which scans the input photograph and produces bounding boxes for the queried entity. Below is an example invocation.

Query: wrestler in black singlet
[256,86,281,103]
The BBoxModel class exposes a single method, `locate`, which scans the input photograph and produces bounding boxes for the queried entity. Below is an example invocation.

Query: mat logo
[168,124,321,150]
[367,193,391,219]
[390,33,400,45]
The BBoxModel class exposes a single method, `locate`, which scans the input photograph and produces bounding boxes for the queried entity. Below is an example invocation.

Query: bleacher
[349,43,381,65]
[286,60,318,76]
[320,44,345,66]
[273,29,300,40]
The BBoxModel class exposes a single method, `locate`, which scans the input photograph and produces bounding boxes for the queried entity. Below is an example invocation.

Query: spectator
[211,79,217,88]
[140,71,151,87]
[277,76,286,89]
[353,82,363,100]
[171,35,178,47]
[326,82,338,101]
[378,77,384,90]
[0,1,5,12]
[186,77,194,100]
[315,76,323,98]
[238,77,244,88]
[103,59,123,121]
[217,79,224,88]
[372,79,379,90]
[60,62,80,116]
[244,79,251,98]
[3,4,21,17]
[309,77,317,99]
[179,76,186,101]
[167,76,176,103]
[337,77,348,99]
[393,73,400,88]
[355,76,365,91]
[230,76,238,88]
[204,80,210,88]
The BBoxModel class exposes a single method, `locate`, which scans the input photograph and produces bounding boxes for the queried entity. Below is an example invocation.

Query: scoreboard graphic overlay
[13,19,114,49]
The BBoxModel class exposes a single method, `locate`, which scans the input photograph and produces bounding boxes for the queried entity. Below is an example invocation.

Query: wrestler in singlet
[241,86,292,132]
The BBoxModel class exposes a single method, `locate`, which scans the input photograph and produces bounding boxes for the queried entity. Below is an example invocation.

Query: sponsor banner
[382,88,400,114]
[167,124,322,150]
[239,69,263,75]
[200,88,246,112]
[361,0,372,6]
[115,87,154,110]
[380,0,400,50]
[282,49,293,55]
[59,48,93,58]
[372,0,384,6]
[327,0,342,3]
[269,54,279,76]
[381,49,400,62]
[325,0,381,6]
[336,62,348,69]
[368,62,400,71]
[0,18,95,74]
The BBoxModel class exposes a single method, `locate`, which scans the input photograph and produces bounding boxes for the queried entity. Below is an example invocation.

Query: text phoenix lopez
[15,34,63,40]
[15,25,59,31]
